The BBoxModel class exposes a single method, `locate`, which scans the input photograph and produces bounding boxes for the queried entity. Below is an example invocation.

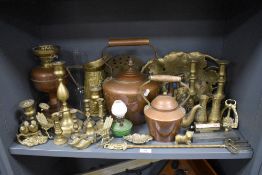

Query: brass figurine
[221,99,239,131]
[208,60,229,123]
[123,134,153,144]
[175,131,194,145]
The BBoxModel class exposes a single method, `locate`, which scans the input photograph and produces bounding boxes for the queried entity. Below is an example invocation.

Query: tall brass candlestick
[187,59,198,110]
[208,60,229,123]
[53,61,74,136]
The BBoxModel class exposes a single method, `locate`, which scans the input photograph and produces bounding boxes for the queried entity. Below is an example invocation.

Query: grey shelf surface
[9,125,253,160]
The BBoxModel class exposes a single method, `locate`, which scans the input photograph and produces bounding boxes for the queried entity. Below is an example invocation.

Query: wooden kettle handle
[108,38,150,47]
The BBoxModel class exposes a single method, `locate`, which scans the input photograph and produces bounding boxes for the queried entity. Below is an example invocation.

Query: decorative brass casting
[123,133,153,144]
[175,131,194,145]
[17,131,48,147]
[17,99,48,147]
[36,112,53,138]
[142,52,220,102]
[68,116,113,149]
[221,99,239,131]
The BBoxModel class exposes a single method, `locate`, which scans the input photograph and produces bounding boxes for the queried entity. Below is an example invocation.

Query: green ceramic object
[112,119,133,137]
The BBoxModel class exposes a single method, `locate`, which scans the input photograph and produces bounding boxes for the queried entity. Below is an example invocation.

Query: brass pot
[143,75,189,142]
[102,38,160,125]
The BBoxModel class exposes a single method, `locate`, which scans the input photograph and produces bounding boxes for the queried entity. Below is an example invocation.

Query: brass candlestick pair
[17,99,48,147]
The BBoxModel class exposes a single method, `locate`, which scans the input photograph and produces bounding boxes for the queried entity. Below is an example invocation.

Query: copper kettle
[142,75,192,142]
[102,38,160,125]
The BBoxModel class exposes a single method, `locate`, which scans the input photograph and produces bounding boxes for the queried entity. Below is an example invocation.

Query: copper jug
[143,75,191,142]
[102,38,160,125]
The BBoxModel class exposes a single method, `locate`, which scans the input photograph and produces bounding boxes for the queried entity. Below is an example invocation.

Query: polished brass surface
[52,112,67,145]
[123,133,153,144]
[103,139,252,154]
[195,123,221,132]
[208,60,229,123]
[17,99,48,147]
[175,131,194,145]
[68,116,114,149]
[19,99,36,120]
[53,61,74,136]
[221,99,238,131]
[180,104,202,128]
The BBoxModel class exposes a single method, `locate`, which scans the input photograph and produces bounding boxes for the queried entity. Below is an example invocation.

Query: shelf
[9,125,253,160]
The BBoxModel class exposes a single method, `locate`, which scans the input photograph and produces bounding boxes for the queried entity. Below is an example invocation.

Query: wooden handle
[149,75,182,82]
[108,38,150,47]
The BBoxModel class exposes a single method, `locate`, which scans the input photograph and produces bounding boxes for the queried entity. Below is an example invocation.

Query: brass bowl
[32,44,60,58]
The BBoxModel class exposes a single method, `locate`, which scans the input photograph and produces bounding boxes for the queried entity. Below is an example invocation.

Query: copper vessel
[103,38,160,125]
[143,75,191,142]
[31,45,64,112]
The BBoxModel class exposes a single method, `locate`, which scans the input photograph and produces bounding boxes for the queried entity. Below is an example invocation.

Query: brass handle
[149,75,182,82]
[108,38,150,47]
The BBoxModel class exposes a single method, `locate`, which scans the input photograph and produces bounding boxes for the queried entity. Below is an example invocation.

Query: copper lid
[115,59,145,82]
[151,95,178,111]
[144,95,185,121]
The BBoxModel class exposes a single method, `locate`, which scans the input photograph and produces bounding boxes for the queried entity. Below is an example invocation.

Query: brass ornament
[19,99,36,121]
[103,139,251,154]
[208,60,229,123]
[221,99,239,131]
[123,133,153,144]
[17,131,48,147]
[142,52,220,104]
[53,61,75,136]
[175,131,194,145]
[36,112,53,138]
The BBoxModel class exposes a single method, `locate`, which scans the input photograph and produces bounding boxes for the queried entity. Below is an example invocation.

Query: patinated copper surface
[103,60,159,125]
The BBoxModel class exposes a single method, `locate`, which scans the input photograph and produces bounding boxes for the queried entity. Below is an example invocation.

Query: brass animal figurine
[175,131,194,145]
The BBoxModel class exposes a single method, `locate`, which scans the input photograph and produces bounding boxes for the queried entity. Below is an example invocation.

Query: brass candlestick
[185,59,198,111]
[53,61,74,136]
[208,60,229,123]
[19,99,36,121]
[52,112,67,145]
